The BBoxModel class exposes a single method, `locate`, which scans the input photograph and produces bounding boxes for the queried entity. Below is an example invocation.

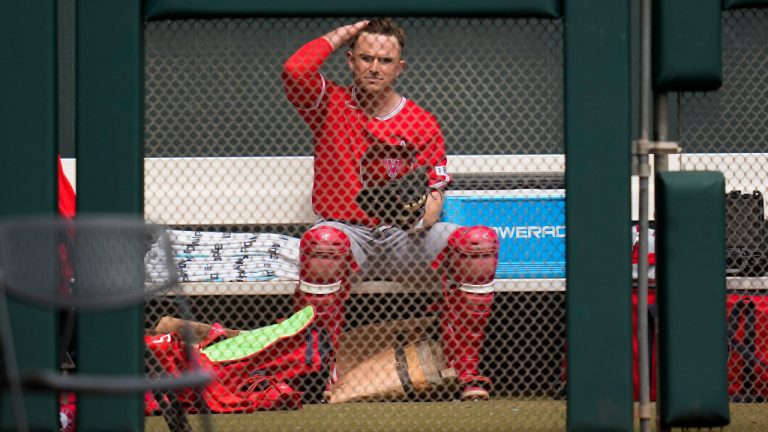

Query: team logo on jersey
[385,159,401,179]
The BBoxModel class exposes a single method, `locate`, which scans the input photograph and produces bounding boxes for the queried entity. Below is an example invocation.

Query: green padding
[75,0,144,430]
[204,306,315,362]
[656,171,730,428]
[723,0,768,9]
[565,1,633,431]
[144,0,561,20]
[653,0,722,92]
[0,2,59,431]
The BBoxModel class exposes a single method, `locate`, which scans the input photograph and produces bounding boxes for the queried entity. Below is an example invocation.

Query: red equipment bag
[632,290,657,402]
[57,155,76,218]
[144,331,205,413]
[59,393,76,432]
[199,305,332,411]
[201,373,302,413]
[144,305,331,413]
[727,294,768,402]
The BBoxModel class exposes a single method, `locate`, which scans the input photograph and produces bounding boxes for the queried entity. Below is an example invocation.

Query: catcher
[282,17,500,401]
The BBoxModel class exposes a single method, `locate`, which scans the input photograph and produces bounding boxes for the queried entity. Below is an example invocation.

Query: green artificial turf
[146,400,768,432]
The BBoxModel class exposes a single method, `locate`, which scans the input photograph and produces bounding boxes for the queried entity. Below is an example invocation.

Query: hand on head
[323,20,370,51]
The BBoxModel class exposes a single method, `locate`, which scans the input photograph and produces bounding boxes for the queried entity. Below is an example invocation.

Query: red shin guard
[293,226,356,351]
[292,289,346,351]
[442,226,499,286]
[438,226,499,400]
[298,226,354,286]
[441,289,495,399]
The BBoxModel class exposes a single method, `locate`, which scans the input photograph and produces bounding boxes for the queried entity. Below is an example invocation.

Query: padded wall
[0,1,59,430]
[565,0,633,430]
[652,0,722,92]
[656,171,730,428]
[75,0,145,430]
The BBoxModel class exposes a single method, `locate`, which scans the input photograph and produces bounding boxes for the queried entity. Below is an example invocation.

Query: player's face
[347,32,405,97]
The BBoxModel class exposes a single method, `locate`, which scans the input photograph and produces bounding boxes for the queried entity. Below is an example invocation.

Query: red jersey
[283,37,451,227]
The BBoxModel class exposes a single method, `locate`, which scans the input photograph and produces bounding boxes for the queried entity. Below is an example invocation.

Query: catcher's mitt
[356,166,430,230]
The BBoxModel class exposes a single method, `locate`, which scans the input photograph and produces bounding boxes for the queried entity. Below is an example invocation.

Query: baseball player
[282,18,499,401]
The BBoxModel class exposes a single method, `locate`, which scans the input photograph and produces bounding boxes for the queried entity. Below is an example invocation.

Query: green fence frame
[141,5,635,431]
[144,0,562,20]
[0,0,636,429]
[723,0,768,9]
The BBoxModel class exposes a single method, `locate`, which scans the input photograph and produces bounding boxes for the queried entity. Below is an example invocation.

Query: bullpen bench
[146,155,566,294]
[58,153,768,295]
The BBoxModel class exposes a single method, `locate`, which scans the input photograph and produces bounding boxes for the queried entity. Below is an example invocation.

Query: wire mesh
[143,17,566,430]
[676,8,768,430]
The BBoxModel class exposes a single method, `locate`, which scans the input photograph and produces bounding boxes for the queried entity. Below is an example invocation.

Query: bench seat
[170,277,768,296]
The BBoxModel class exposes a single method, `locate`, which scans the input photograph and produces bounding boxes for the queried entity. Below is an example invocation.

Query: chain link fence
[143,17,567,431]
[676,8,768,431]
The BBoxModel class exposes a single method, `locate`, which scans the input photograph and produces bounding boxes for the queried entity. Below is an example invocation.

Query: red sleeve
[57,156,76,218]
[282,37,334,110]
[416,116,451,190]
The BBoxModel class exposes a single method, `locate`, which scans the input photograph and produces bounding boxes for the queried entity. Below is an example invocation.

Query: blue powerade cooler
[442,194,566,279]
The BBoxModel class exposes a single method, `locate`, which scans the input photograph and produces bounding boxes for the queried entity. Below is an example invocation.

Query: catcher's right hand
[355,166,430,230]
